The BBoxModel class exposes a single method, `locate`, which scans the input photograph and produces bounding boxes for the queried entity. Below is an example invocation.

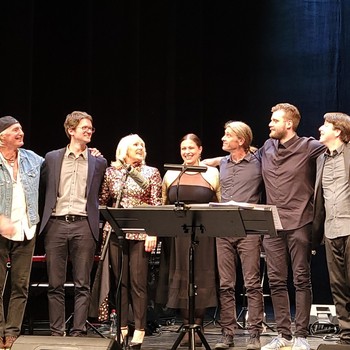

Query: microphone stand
[163,163,210,350]
[174,166,187,211]
[99,170,129,348]
[100,171,128,261]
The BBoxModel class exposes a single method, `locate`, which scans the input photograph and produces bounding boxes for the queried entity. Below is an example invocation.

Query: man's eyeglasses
[77,126,95,133]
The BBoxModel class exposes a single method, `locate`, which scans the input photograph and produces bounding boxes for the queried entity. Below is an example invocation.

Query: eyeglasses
[77,126,95,133]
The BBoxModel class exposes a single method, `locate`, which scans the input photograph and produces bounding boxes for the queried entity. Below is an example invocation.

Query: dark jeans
[44,218,96,335]
[263,224,312,338]
[325,235,350,342]
[0,235,36,337]
[109,234,149,330]
[216,235,263,336]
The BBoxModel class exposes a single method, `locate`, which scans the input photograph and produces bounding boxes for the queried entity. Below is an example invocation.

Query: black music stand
[100,204,277,238]
[100,204,277,350]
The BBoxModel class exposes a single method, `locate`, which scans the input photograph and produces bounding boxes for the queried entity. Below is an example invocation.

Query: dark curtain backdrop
[1,0,348,303]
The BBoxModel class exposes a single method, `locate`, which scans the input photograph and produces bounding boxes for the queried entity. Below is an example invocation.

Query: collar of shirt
[277,134,299,149]
[325,143,344,158]
[65,145,88,159]
[226,151,253,164]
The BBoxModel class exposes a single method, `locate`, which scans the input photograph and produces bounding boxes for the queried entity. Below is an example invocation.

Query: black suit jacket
[39,147,107,241]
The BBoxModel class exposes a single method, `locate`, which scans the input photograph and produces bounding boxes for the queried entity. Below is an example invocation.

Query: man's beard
[269,129,286,140]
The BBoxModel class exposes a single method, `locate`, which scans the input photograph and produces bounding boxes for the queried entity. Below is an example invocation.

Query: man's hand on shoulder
[89,147,103,157]
[202,156,223,167]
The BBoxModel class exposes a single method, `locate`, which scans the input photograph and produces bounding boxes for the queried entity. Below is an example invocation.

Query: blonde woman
[99,134,162,349]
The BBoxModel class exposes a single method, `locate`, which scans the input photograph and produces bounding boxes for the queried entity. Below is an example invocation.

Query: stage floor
[140,324,343,350]
[22,318,344,350]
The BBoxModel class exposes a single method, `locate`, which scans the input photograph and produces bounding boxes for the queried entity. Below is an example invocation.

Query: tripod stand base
[262,321,275,332]
[237,306,248,330]
[65,313,107,338]
[237,308,275,332]
[203,306,221,328]
[171,324,211,350]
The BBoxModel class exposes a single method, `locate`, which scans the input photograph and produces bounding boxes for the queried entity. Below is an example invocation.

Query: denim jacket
[0,148,44,227]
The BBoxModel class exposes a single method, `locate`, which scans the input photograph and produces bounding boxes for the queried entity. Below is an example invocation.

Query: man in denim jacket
[0,116,44,349]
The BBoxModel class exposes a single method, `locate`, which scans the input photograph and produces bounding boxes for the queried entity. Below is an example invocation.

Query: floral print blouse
[99,164,162,240]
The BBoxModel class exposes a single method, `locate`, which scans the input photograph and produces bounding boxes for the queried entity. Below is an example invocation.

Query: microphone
[118,159,150,190]
[164,163,207,173]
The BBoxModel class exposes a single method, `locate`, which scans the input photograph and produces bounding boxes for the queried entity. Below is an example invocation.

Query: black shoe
[128,343,142,349]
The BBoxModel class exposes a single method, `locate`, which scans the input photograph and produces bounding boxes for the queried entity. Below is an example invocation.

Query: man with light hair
[215,120,264,350]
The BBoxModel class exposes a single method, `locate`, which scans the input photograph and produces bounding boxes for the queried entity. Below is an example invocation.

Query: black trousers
[0,235,35,337]
[325,235,350,342]
[44,218,96,335]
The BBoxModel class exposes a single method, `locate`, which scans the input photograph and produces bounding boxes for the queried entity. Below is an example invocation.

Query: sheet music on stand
[209,201,283,231]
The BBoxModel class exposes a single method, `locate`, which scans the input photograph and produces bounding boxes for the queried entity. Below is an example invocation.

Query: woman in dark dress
[161,133,220,346]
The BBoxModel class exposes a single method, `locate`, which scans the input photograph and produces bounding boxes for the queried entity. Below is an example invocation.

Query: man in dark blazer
[313,112,350,346]
[39,111,107,337]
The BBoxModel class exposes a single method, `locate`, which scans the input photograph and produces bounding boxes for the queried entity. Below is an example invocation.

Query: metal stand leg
[237,286,248,329]
[260,253,275,332]
[65,313,108,338]
[171,229,211,350]
[85,319,107,338]
[203,306,221,328]
[2,260,11,298]
[115,239,125,349]
[65,313,74,335]
[98,228,124,349]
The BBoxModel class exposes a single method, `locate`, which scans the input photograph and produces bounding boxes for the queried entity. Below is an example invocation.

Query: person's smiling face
[180,139,202,166]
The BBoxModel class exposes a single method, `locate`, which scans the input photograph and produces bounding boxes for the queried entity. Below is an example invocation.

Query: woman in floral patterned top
[99,134,162,348]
